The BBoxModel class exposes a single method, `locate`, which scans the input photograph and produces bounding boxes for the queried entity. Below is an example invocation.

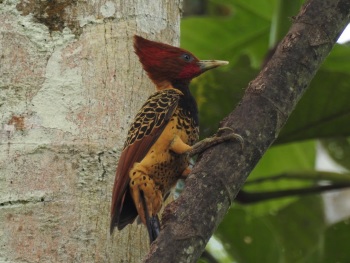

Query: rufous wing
[110,89,182,233]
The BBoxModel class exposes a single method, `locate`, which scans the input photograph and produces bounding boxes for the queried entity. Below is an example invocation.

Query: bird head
[134,35,228,89]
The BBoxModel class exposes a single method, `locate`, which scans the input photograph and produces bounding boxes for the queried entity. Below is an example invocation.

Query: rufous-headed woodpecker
[110,35,234,243]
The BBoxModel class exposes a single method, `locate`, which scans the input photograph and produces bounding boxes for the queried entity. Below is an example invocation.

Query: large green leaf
[213,0,276,20]
[243,140,316,215]
[322,219,350,263]
[217,196,325,263]
[248,141,316,180]
[277,47,350,143]
[321,137,350,170]
[181,0,272,67]
[321,43,350,73]
[216,208,281,263]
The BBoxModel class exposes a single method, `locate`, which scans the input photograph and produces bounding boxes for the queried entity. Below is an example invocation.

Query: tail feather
[110,189,138,234]
[140,191,160,243]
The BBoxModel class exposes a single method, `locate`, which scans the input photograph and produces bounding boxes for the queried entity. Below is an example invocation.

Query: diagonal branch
[145,0,350,262]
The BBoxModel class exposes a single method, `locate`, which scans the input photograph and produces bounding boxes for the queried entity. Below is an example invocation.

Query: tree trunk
[0,0,181,262]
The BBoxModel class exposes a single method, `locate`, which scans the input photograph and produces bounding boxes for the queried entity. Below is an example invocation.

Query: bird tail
[140,191,160,243]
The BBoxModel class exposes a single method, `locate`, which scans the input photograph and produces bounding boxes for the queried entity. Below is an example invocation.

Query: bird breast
[139,107,199,194]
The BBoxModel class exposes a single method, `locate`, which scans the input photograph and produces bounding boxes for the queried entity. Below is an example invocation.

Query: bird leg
[189,127,244,157]
[170,134,192,154]
[129,163,162,242]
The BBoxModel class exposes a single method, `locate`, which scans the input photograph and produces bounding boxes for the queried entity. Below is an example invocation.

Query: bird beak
[197,60,229,72]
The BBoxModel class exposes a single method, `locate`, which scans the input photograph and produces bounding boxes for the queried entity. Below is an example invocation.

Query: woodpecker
[110,35,231,242]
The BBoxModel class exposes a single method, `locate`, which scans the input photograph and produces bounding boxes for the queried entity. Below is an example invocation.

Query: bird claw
[188,127,244,157]
[217,127,244,150]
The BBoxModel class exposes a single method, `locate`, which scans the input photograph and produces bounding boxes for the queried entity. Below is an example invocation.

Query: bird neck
[171,81,199,126]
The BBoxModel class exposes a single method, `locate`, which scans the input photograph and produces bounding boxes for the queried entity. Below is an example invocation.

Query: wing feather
[110,89,181,232]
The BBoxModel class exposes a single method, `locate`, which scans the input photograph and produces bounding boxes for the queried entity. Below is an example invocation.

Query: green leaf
[323,219,350,263]
[267,196,325,263]
[241,140,315,216]
[217,196,325,263]
[322,44,350,73]
[181,0,272,67]
[219,208,281,263]
[321,137,350,170]
[211,0,276,20]
[249,140,316,180]
[277,52,350,143]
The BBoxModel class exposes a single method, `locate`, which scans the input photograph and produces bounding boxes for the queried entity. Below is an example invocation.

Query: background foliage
[181,0,350,262]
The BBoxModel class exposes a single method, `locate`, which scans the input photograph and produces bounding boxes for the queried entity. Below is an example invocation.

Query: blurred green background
[180,0,350,262]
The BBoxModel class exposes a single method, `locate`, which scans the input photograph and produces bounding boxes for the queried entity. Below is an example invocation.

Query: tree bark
[145,0,350,262]
[0,0,181,262]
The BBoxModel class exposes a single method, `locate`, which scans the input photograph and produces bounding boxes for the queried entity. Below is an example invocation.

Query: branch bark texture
[145,0,350,262]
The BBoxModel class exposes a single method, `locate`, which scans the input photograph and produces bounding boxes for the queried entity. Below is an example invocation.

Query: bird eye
[181,53,192,62]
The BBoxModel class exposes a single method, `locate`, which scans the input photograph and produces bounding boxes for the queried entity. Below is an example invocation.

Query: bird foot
[217,127,244,148]
[188,127,244,157]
